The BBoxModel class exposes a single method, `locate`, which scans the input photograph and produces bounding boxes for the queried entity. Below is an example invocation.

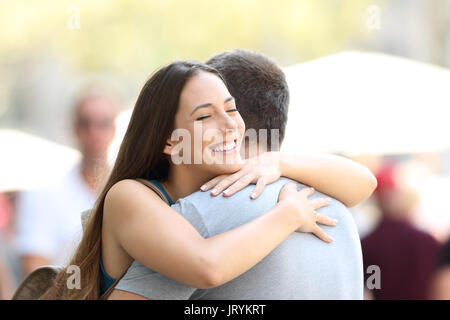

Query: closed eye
[195,115,211,121]
[196,108,238,121]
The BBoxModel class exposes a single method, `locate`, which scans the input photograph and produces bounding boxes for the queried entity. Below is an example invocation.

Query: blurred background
[0,0,449,299]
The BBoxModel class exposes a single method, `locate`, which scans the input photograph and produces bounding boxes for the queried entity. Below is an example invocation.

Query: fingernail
[200,185,207,191]
[251,193,256,199]
[223,189,230,195]
[211,188,217,195]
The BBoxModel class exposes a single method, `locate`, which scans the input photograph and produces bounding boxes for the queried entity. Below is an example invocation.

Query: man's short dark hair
[206,49,289,151]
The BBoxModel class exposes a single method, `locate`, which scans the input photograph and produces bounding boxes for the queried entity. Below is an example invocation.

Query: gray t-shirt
[114,177,364,299]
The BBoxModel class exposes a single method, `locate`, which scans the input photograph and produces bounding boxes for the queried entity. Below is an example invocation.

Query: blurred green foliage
[0,0,375,77]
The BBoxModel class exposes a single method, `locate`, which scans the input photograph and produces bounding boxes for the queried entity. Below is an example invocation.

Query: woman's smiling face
[166,70,246,175]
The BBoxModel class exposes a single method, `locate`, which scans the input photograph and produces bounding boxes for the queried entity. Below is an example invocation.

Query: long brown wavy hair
[41,60,225,299]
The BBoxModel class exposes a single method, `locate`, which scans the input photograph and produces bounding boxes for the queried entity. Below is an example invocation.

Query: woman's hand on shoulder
[278,183,337,243]
[199,152,282,199]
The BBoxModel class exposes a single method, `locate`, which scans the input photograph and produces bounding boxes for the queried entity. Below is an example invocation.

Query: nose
[219,112,238,134]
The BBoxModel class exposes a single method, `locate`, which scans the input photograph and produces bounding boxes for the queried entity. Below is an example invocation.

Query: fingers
[315,213,338,226]
[250,177,266,199]
[281,182,298,191]
[313,226,334,243]
[200,175,228,192]
[310,197,331,210]
[278,182,297,202]
[298,186,314,198]
[222,173,255,197]
[207,171,245,196]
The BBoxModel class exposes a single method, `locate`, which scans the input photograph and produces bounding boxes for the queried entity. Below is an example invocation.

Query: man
[15,89,118,276]
[113,50,364,299]
[430,237,450,300]
[362,161,441,300]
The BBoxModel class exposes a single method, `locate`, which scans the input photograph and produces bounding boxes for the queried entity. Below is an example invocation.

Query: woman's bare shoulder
[107,178,148,196]
[104,179,163,219]
[107,178,162,198]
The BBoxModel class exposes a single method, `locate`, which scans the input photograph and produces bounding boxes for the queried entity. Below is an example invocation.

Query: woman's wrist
[274,199,303,231]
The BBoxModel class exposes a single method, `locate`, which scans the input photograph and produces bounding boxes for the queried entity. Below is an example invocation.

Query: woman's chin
[207,157,244,175]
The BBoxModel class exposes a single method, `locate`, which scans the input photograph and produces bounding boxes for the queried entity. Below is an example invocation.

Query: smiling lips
[209,139,238,153]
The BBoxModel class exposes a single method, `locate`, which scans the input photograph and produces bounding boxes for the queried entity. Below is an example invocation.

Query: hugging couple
[43,49,377,300]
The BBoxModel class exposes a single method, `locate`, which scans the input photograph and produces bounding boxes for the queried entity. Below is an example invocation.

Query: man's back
[115,177,364,299]
[185,177,363,299]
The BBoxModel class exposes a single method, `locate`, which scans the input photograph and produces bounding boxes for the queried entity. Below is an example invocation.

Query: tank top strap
[148,179,174,205]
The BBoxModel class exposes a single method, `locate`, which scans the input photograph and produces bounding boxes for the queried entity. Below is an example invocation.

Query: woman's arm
[279,153,377,207]
[200,152,377,207]
[104,179,335,290]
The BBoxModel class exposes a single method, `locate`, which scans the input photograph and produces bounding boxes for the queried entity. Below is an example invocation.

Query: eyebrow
[190,96,235,116]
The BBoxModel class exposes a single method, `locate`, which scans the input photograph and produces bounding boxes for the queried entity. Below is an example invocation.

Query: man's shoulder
[266,177,348,209]
[175,177,347,214]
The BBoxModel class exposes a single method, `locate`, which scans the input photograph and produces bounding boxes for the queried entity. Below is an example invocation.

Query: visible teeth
[212,140,236,152]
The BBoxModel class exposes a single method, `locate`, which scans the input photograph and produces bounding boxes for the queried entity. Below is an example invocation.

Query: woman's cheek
[184,124,203,163]
[199,122,217,160]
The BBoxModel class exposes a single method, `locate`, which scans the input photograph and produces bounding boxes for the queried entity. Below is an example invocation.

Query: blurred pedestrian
[430,237,450,299]
[14,89,119,277]
[361,161,441,299]
[0,242,15,300]
[0,193,15,299]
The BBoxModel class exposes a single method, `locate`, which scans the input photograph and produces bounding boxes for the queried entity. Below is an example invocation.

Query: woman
[43,60,376,299]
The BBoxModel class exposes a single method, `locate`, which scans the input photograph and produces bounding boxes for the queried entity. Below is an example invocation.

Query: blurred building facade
[1,0,450,149]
